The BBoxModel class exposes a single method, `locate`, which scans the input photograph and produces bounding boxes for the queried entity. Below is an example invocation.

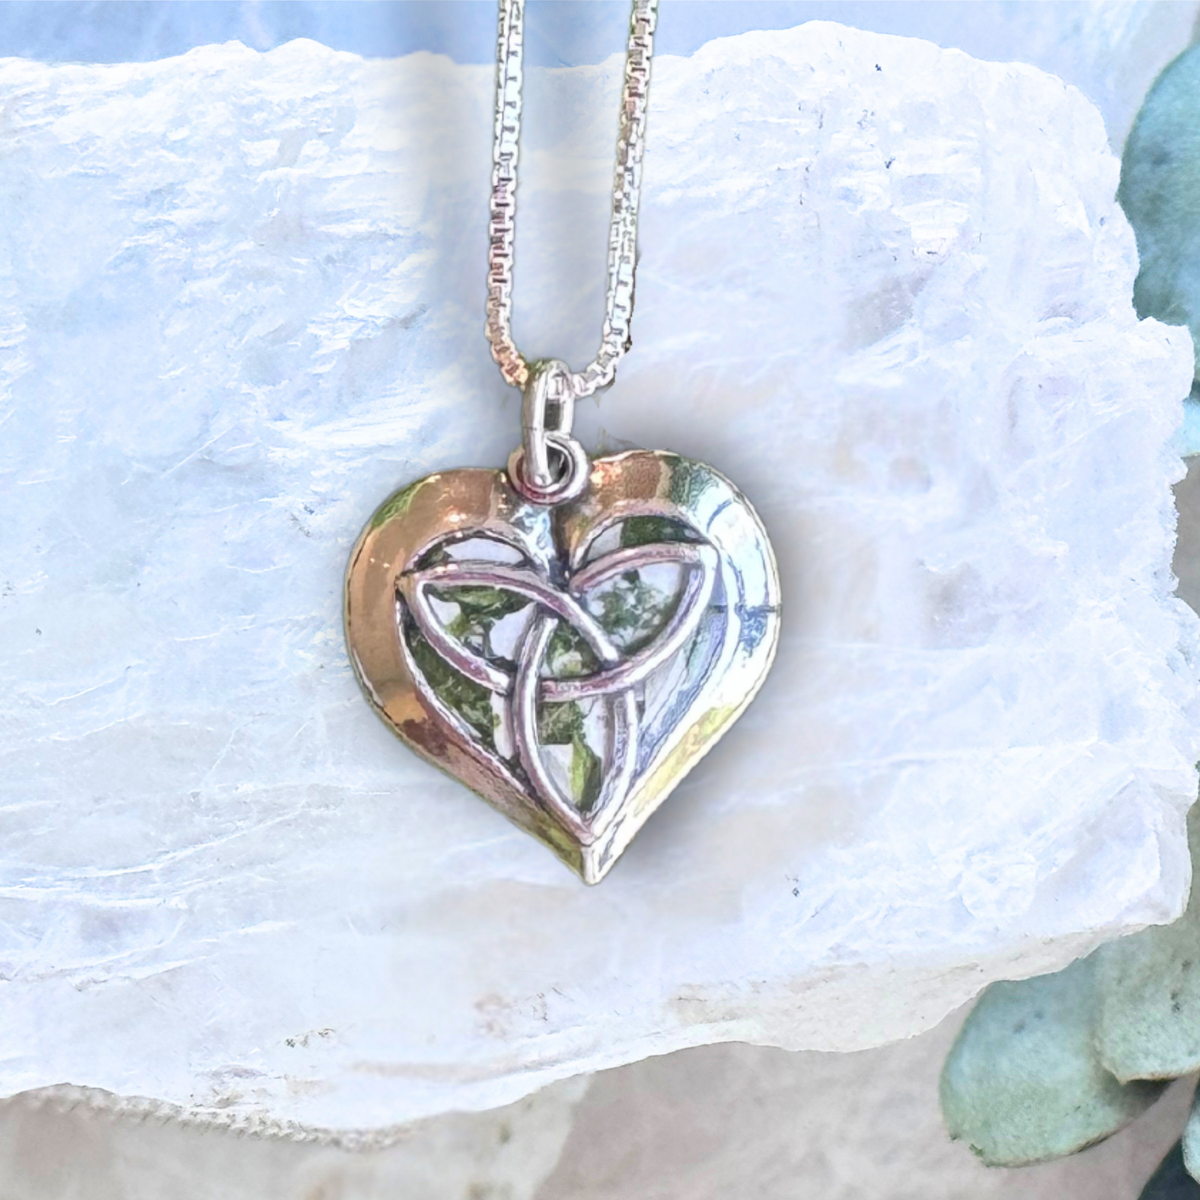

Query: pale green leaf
[941,955,1167,1166]
[1095,806,1200,1083]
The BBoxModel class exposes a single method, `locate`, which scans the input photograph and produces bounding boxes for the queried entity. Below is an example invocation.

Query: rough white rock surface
[0,1017,1192,1199]
[0,1075,591,1198]
[5,0,1192,150]
[0,26,1195,1130]
[941,0,1200,149]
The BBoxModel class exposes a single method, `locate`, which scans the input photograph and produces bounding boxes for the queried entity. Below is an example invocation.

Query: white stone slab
[919,0,1200,149]
[0,25,1195,1130]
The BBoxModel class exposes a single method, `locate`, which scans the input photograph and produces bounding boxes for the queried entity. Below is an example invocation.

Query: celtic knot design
[397,535,718,836]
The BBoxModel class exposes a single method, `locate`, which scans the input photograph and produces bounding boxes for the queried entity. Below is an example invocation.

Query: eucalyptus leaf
[1120,42,1200,392]
[1182,1085,1200,1185]
[940,955,1168,1166]
[1095,807,1200,1082]
[1145,1141,1200,1199]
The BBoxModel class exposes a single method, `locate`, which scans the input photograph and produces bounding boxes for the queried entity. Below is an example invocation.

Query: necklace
[344,0,781,884]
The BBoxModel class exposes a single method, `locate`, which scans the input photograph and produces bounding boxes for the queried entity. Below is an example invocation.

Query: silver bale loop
[507,432,590,506]
[506,358,590,505]
[521,359,576,489]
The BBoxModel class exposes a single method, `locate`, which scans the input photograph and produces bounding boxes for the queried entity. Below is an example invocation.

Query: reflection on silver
[399,541,716,842]
[344,449,781,884]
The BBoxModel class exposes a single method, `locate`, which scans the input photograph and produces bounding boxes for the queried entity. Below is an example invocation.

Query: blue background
[0,2,1080,68]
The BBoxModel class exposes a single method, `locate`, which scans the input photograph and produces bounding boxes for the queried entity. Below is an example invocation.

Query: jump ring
[507,433,590,505]
[522,360,576,490]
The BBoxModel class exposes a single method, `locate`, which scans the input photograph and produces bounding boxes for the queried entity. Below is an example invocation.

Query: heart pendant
[344,449,780,883]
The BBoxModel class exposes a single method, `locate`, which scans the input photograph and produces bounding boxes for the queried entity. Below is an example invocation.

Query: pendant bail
[508,359,590,504]
[522,359,575,486]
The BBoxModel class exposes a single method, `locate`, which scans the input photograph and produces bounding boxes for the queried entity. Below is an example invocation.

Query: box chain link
[485,0,659,500]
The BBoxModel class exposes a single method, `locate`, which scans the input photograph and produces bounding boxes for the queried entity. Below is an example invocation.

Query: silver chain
[486,0,658,403]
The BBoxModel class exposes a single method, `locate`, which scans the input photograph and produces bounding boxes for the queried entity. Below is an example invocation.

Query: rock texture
[937,803,1200,1170]
[979,0,1200,150]
[0,1017,1192,1200]
[1097,807,1200,1084]
[0,26,1195,1129]
[0,1076,590,1199]
[1,0,1194,151]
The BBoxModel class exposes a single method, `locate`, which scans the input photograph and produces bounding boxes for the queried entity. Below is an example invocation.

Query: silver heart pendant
[344,449,780,883]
